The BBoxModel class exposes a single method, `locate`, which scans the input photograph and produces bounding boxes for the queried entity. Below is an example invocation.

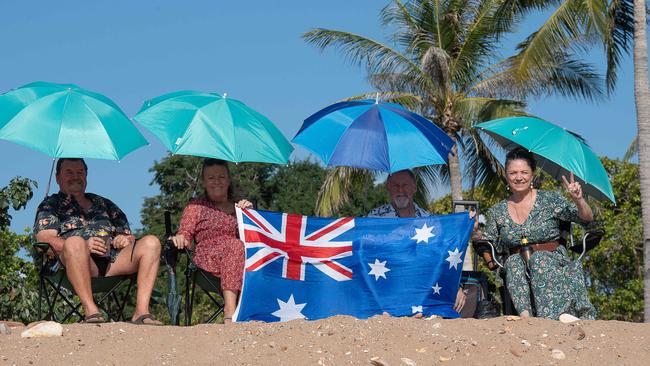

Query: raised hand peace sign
[562,172,583,201]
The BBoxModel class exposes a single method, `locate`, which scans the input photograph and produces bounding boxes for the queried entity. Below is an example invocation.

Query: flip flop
[84,313,106,324]
[130,314,163,326]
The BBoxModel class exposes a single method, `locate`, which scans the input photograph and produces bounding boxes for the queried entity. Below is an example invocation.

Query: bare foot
[519,310,530,318]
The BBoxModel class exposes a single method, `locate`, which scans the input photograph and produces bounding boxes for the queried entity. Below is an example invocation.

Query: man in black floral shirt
[34,158,162,324]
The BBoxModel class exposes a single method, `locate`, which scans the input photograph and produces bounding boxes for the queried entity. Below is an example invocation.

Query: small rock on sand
[551,349,566,360]
[370,356,390,366]
[559,314,580,324]
[21,321,63,338]
[400,357,416,366]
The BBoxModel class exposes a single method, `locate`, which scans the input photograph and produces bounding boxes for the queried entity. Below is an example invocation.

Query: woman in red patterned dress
[171,159,252,324]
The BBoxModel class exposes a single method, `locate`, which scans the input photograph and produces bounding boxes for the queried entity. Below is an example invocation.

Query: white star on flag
[445,248,463,270]
[432,282,442,295]
[271,294,307,322]
[411,305,423,314]
[368,259,391,280]
[411,223,435,244]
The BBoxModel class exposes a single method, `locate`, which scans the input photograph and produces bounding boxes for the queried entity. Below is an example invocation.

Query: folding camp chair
[163,211,225,326]
[474,221,605,317]
[32,242,136,323]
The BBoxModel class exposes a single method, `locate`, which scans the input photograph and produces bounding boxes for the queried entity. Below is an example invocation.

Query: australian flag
[233,208,474,322]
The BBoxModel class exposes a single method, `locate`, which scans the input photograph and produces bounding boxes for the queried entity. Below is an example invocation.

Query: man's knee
[137,235,161,255]
[62,236,88,257]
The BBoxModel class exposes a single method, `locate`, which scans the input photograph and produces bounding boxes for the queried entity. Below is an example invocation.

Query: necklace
[509,190,534,224]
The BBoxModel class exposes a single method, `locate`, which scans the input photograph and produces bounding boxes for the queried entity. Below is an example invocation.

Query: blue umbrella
[292,99,454,173]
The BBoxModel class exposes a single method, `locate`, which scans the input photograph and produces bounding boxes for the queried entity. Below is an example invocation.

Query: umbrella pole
[44,159,55,197]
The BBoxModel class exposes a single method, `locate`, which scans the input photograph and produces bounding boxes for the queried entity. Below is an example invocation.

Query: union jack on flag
[234,208,474,323]
[240,208,355,281]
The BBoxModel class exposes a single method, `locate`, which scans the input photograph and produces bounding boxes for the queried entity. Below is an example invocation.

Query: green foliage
[0,230,39,323]
[0,177,38,323]
[265,160,327,215]
[583,158,644,322]
[0,177,37,229]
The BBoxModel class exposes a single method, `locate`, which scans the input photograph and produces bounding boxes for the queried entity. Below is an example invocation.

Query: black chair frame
[33,242,136,323]
[163,211,225,326]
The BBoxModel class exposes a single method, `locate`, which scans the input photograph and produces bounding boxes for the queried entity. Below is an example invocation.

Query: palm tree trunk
[448,144,475,271]
[633,0,650,323]
[449,145,463,203]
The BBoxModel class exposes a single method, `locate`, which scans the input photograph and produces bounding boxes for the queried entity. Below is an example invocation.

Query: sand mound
[1,316,648,365]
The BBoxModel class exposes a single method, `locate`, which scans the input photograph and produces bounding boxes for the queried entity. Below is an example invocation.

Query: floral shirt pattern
[367,202,431,218]
[34,192,131,261]
[483,190,596,319]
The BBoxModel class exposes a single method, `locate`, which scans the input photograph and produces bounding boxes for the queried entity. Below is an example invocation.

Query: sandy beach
[1,315,649,365]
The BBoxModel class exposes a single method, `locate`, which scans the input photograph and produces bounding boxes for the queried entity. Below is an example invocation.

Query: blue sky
[1,0,637,233]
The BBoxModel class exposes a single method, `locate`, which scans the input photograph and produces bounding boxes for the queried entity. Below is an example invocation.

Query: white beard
[392,196,411,210]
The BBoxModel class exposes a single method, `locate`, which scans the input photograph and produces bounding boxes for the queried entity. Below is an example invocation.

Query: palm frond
[604,0,634,93]
[315,167,376,217]
[421,46,452,93]
[453,97,527,125]
[338,90,424,111]
[460,129,507,191]
[449,0,519,88]
[416,163,450,192]
[513,0,594,80]
[502,50,605,101]
[369,68,437,98]
[623,135,638,162]
[302,28,421,80]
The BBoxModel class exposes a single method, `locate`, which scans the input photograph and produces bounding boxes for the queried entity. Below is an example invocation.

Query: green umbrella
[0,81,148,160]
[134,91,294,164]
[475,116,615,204]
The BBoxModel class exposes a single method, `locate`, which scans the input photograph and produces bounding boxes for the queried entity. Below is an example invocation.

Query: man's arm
[33,197,64,252]
[104,197,135,248]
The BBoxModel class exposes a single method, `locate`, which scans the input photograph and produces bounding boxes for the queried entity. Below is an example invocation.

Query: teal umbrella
[475,116,615,204]
[0,81,148,160]
[0,81,149,195]
[134,91,294,164]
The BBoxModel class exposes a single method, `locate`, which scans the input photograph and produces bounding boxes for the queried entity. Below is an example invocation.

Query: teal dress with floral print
[483,190,596,320]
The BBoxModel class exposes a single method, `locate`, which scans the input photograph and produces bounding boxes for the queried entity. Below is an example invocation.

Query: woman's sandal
[223,316,233,325]
[130,314,163,326]
[84,313,107,324]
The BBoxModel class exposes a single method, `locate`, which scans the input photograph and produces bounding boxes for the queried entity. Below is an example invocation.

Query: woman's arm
[172,202,201,249]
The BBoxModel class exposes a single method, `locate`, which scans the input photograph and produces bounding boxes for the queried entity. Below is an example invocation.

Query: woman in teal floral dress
[483,148,596,320]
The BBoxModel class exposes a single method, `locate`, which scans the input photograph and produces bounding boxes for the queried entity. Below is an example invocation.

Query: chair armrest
[568,228,605,260]
[33,242,51,251]
[473,240,504,270]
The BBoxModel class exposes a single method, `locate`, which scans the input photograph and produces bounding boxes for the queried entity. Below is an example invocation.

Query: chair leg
[188,273,198,326]
[203,288,224,324]
[115,276,135,321]
[94,277,130,321]
[184,258,194,326]
[38,273,44,321]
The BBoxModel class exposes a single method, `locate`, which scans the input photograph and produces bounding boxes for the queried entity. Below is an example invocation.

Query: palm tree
[631,0,650,322]
[303,0,610,215]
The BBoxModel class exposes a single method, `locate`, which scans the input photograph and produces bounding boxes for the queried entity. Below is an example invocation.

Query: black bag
[474,299,501,318]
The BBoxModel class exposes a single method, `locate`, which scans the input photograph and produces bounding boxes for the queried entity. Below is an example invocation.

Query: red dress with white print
[176,198,245,291]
